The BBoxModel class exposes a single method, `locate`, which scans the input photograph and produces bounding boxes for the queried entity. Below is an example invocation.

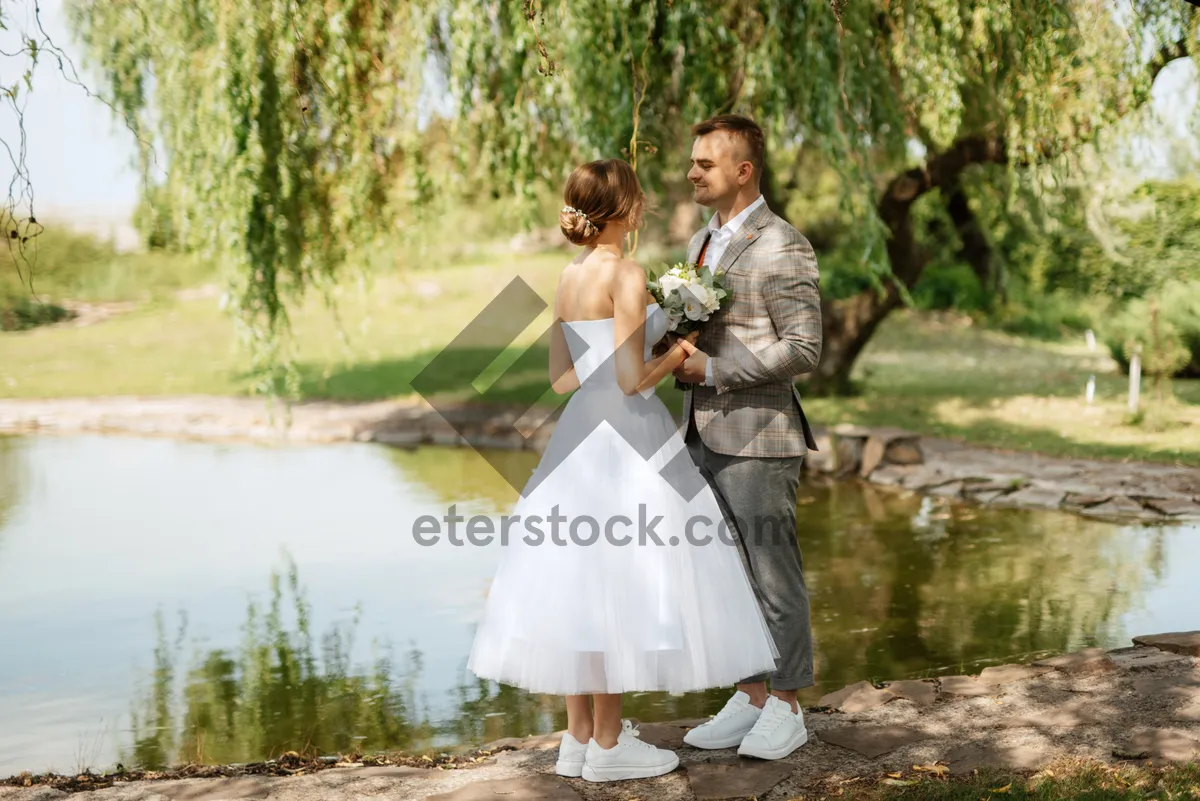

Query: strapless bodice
[560,303,667,398]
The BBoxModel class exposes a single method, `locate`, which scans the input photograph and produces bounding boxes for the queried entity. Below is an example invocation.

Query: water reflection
[0,436,24,537]
[0,436,1192,777]
[126,561,432,769]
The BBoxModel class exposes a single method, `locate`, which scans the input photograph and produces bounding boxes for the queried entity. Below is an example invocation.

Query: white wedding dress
[467,302,779,696]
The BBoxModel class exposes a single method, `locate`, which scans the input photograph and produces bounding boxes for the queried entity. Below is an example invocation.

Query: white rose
[684,281,718,311]
[659,274,686,295]
[684,298,707,321]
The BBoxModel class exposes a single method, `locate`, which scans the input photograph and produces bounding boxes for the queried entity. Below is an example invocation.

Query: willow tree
[70,0,1198,394]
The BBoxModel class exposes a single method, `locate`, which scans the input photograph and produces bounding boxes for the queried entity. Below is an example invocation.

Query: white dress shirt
[700,195,766,386]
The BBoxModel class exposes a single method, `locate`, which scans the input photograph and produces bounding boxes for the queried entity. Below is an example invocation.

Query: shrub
[911,262,988,312]
[989,290,1095,341]
[1103,281,1200,378]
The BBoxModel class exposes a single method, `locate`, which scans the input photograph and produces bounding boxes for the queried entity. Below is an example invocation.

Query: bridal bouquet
[646,262,732,337]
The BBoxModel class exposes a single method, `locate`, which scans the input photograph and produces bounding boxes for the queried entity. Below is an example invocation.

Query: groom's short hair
[691,114,765,178]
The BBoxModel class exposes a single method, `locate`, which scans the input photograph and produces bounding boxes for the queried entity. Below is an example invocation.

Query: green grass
[1,245,1197,465]
[807,310,1200,466]
[1,225,215,306]
[833,760,1200,800]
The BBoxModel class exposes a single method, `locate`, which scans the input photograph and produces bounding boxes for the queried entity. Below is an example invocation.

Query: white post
[1086,375,1095,404]
[1128,354,1141,415]
[1085,329,1096,351]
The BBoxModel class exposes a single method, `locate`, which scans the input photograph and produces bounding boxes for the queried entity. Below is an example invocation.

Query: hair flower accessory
[562,205,597,238]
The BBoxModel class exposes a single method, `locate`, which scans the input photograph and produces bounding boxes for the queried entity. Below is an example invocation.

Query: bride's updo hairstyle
[559,159,645,247]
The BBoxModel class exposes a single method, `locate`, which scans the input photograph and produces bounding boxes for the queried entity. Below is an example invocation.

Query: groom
[672,114,822,761]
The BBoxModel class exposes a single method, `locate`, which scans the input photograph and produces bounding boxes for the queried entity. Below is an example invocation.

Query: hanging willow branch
[64,0,1198,395]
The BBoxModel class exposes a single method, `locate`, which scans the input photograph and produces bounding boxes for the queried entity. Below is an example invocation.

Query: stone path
[3,634,1197,801]
[1,397,1199,522]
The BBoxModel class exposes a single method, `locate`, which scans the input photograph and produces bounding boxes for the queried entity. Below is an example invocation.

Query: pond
[0,433,1196,777]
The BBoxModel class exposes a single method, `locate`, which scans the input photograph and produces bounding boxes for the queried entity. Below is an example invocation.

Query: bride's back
[555,250,625,323]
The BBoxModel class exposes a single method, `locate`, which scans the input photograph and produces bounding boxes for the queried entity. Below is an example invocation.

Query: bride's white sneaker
[555,732,588,778]
[736,696,809,760]
[682,691,762,749]
[581,720,680,782]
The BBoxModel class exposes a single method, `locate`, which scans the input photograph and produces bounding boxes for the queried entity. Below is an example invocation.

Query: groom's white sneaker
[682,691,762,749]
[581,720,679,782]
[736,696,809,760]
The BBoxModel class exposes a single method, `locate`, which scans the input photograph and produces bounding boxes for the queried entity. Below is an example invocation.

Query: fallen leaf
[880,778,918,786]
[989,783,1012,793]
[912,763,949,776]
[887,772,904,779]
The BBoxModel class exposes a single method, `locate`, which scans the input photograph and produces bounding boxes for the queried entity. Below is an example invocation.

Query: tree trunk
[809,291,901,394]
[944,176,996,300]
[804,137,1005,395]
[800,33,1191,396]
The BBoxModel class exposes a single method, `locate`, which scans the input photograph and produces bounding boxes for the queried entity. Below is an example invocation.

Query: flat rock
[1119,730,1200,763]
[929,481,964,498]
[0,791,69,801]
[819,680,874,709]
[884,680,939,706]
[842,685,896,713]
[900,468,955,491]
[1033,647,1117,674]
[1108,646,1192,670]
[425,775,581,801]
[939,676,996,697]
[671,718,712,729]
[818,681,894,712]
[685,757,794,800]
[945,742,1053,775]
[1141,498,1200,517]
[635,722,687,750]
[1178,703,1200,723]
[859,436,888,477]
[961,477,1028,494]
[357,766,436,778]
[1132,631,1200,657]
[999,699,1111,729]
[1063,492,1113,508]
[1130,674,1200,706]
[1084,496,1150,518]
[867,465,912,486]
[159,778,274,800]
[821,724,933,758]
[979,663,1054,686]
[480,732,563,752]
[993,486,1066,509]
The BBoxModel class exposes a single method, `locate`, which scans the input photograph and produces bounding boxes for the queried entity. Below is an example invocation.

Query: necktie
[697,232,713,271]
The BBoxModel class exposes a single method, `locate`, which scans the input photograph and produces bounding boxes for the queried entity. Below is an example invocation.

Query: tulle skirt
[466,384,780,696]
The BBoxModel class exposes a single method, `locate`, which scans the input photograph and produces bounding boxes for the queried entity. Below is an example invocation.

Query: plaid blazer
[678,202,822,458]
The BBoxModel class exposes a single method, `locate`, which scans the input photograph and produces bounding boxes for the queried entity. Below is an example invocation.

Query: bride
[467,158,778,783]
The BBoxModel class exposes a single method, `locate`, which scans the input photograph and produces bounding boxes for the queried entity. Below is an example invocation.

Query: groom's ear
[737,159,756,187]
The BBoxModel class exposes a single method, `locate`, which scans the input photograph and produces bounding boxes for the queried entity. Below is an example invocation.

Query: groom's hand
[673,348,708,383]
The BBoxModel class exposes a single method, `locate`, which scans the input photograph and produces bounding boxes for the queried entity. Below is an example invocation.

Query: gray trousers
[684,414,815,691]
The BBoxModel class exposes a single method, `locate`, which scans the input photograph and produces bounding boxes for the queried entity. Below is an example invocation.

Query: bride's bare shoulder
[610,257,646,284]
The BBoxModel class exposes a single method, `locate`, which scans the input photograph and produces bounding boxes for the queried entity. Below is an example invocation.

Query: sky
[2,0,1197,226]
